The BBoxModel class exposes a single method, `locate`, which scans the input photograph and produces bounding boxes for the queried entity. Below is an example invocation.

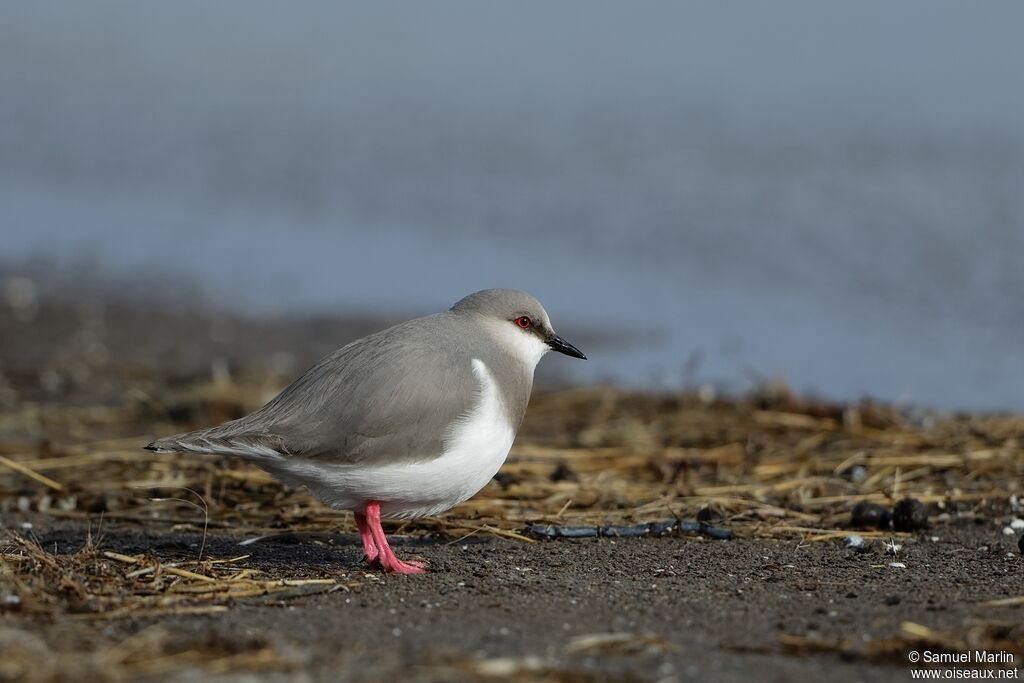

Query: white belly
[264,358,516,519]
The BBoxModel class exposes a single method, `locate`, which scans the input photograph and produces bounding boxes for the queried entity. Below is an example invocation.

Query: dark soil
[5,517,1021,683]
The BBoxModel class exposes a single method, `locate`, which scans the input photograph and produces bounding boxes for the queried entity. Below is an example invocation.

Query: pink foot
[378,555,428,575]
[363,501,429,575]
[354,512,379,564]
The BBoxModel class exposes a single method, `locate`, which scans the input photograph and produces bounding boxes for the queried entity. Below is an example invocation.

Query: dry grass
[2,377,1021,543]
[0,531,350,619]
[0,529,342,681]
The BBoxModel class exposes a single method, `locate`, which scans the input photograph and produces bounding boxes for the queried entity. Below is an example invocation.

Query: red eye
[515,316,532,329]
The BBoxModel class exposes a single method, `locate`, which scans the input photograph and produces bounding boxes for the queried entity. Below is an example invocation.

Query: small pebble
[892,498,929,531]
[847,465,868,483]
[889,562,907,569]
[1010,518,1024,530]
[844,534,865,550]
[1018,535,1024,555]
[850,502,891,529]
[1002,527,1016,536]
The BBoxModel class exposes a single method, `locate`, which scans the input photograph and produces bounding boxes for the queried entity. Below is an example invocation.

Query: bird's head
[450,288,587,366]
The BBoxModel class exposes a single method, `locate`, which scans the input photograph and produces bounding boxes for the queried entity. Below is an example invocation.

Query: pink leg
[354,512,379,564]
[363,501,427,574]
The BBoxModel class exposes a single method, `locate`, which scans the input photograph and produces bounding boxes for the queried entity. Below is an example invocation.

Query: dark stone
[850,502,891,529]
[1018,534,1024,555]
[599,525,649,538]
[696,506,722,523]
[647,521,678,535]
[492,472,518,489]
[892,498,929,531]
[549,462,578,482]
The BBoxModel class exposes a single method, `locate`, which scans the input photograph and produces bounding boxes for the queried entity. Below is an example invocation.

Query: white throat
[486,321,550,369]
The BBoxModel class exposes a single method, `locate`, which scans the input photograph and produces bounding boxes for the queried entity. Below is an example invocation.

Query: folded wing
[146,318,476,466]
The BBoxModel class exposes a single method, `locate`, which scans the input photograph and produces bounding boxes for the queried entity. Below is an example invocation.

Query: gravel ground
[3,518,1021,683]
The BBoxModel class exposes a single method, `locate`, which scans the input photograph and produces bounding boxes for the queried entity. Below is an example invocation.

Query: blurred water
[2,2,1023,409]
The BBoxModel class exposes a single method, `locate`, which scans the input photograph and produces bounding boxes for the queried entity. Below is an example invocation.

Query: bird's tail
[144,429,286,461]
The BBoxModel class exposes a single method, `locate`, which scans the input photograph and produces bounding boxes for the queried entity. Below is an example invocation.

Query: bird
[145,289,586,574]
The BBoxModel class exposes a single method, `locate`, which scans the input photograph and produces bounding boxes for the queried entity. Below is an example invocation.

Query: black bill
[547,334,587,360]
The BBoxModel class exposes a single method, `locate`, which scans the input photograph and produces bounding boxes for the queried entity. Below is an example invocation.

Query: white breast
[266,358,516,519]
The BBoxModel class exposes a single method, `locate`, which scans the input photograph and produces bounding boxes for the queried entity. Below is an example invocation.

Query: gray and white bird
[145,289,586,574]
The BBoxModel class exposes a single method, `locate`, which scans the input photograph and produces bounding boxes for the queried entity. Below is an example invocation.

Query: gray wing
[146,316,477,465]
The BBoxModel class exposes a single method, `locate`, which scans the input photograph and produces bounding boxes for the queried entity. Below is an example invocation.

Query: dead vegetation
[2,376,1021,545]
[2,375,1022,618]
